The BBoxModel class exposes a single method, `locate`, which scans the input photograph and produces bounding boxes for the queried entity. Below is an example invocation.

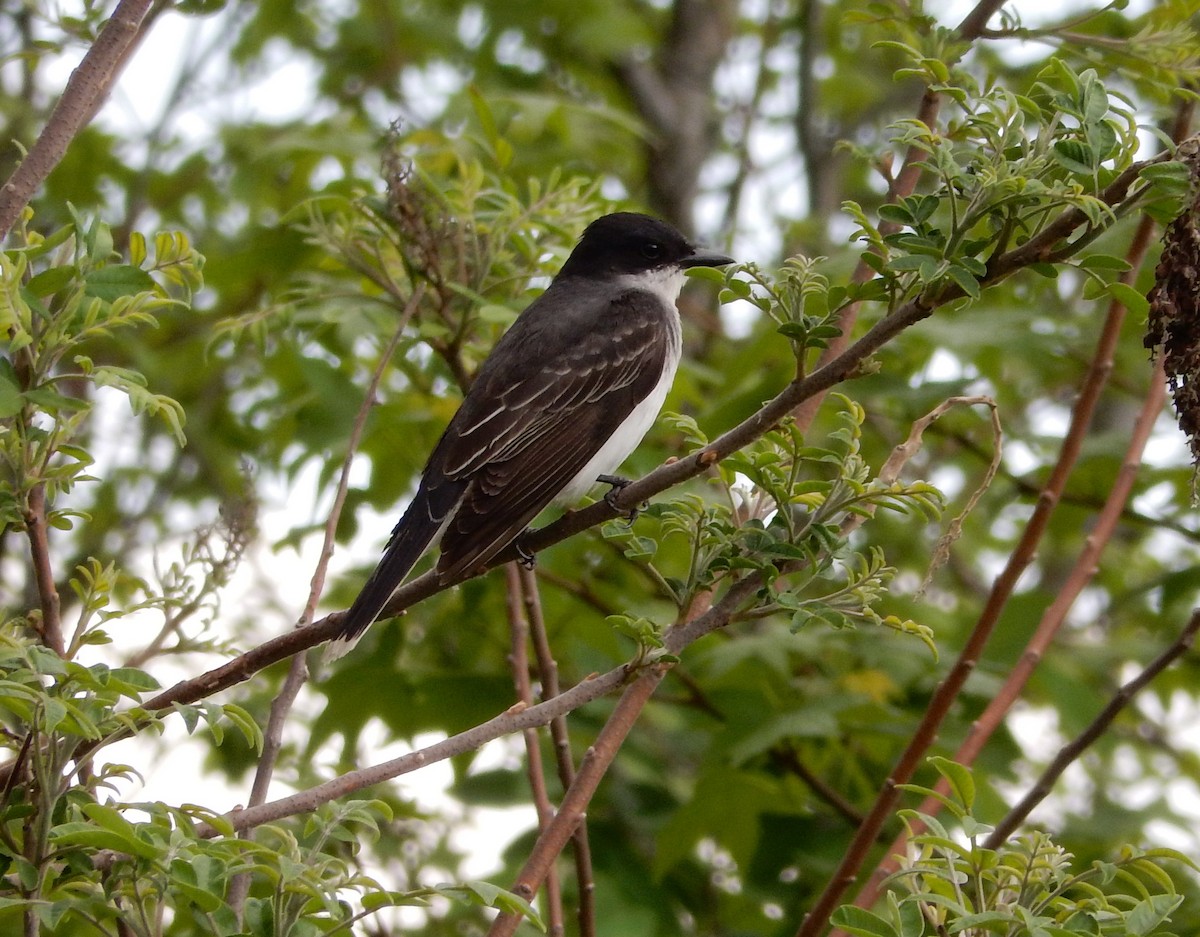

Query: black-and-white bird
[331,212,734,653]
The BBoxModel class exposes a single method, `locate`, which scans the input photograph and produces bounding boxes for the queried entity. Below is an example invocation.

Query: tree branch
[487,662,671,937]
[227,294,420,917]
[850,211,1165,912]
[0,142,1164,795]
[24,485,63,656]
[520,564,595,937]
[0,0,155,240]
[504,563,564,936]
[185,574,760,841]
[985,607,1200,848]
[801,208,1162,937]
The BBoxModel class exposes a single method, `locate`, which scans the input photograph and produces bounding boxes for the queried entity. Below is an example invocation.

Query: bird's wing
[434,292,673,578]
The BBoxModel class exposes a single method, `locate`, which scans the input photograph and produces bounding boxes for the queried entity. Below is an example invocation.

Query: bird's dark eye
[641,241,663,260]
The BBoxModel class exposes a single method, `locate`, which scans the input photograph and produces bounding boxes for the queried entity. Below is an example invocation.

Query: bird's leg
[514,532,537,569]
[598,474,643,526]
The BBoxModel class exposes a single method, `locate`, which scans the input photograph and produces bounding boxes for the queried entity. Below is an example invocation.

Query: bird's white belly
[555,354,679,505]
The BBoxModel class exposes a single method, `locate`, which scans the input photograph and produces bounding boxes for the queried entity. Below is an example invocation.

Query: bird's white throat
[613,266,688,306]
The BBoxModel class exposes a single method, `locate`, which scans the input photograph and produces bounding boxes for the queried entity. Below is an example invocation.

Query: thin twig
[0,0,155,240]
[171,577,762,844]
[504,563,564,937]
[485,587,718,937]
[773,747,866,828]
[984,608,1200,847]
[809,170,1165,937]
[800,228,1159,937]
[845,95,1193,915]
[790,0,1042,435]
[227,297,420,917]
[520,564,595,937]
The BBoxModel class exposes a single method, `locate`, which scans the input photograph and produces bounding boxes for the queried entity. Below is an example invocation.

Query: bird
[329,211,735,654]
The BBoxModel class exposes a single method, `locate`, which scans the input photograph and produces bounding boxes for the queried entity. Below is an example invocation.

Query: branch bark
[520,564,595,937]
[24,485,63,656]
[0,0,156,240]
[985,607,1200,848]
[849,212,1165,913]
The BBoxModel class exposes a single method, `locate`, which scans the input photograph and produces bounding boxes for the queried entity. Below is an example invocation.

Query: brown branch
[24,485,63,656]
[504,564,564,937]
[228,301,418,918]
[520,564,596,937]
[850,219,1164,911]
[485,586,718,937]
[486,662,671,937]
[816,127,1180,935]
[801,203,1162,937]
[984,607,1200,848]
[773,747,866,828]
[187,576,761,843]
[0,0,155,240]
[790,83,941,433]
[245,296,418,800]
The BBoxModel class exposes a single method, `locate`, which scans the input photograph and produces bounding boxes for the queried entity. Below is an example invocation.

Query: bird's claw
[598,474,644,527]
[515,534,537,569]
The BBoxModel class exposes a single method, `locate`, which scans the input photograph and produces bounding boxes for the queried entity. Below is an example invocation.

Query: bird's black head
[557,212,735,280]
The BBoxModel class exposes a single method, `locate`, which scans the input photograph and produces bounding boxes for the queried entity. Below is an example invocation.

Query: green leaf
[50,820,159,860]
[928,757,975,811]
[221,703,264,753]
[25,265,76,298]
[1125,893,1182,936]
[83,265,158,301]
[944,264,980,299]
[830,905,900,937]
[1052,139,1097,174]
[1105,281,1149,317]
[0,359,22,418]
[686,265,729,283]
[1077,254,1131,272]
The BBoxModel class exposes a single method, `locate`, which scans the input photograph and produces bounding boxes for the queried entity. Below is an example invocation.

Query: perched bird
[331,212,734,653]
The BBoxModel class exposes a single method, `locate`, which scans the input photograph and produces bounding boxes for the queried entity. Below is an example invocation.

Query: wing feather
[433,292,673,577]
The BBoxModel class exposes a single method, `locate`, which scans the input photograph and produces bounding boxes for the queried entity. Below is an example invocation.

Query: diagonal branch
[849,214,1165,914]
[0,0,157,240]
[520,564,595,937]
[485,586,719,937]
[187,574,763,840]
[227,291,421,918]
[487,662,671,937]
[803,210,1163,937]
[504,563,564,936]
[985,607,1200,848]
[791,0,1009,432]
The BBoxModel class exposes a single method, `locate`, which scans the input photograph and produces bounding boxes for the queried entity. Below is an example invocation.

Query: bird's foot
[515,533,537,570]
[598,474,644,527]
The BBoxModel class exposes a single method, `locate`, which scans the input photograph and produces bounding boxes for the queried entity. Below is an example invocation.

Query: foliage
[1,1,1199,936]
[833,759,1195,937]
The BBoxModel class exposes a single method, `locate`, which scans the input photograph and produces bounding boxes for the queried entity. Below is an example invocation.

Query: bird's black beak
[681,247,736,269]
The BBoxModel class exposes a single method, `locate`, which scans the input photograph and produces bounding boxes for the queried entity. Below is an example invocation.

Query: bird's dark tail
[325,495,447,660]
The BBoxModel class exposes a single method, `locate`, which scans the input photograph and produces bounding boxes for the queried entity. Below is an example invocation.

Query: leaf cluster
[834,759,1195,937]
